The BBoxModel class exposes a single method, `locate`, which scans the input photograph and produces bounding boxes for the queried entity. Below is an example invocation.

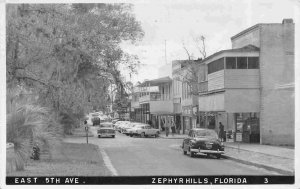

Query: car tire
[155,132,159,138]
[130,134,133,137]
[216,154,221,159]
[141,132,145,138]
[112,135,115,138]
[98,135,100,138]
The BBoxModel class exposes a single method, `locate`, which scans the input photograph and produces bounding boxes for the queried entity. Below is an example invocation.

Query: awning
[150,111,175,115]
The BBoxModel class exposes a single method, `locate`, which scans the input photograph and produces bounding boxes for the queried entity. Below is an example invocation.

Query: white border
[0,0,299,189]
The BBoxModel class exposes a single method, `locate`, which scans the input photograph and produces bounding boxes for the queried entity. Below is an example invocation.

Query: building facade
[172,60,200,134]
[131,77,173,130]
[198,19,294,145]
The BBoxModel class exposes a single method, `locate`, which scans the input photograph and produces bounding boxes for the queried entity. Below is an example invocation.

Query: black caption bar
[6,176,294,185]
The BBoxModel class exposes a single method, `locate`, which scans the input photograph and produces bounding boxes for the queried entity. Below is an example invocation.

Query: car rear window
[195,130,218,139]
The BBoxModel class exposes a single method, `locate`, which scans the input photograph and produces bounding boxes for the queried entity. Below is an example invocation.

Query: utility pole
[84,120,88,144]
[165,40,167,64]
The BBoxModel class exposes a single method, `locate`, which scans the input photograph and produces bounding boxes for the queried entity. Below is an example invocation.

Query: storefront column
[158,116,161,131]
[180,115,184,134]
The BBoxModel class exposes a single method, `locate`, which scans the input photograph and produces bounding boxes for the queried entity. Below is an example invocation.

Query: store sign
[236,132,242,142]
[182,106,192,116]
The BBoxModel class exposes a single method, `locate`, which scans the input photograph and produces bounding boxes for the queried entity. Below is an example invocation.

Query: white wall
[198,93,225,111]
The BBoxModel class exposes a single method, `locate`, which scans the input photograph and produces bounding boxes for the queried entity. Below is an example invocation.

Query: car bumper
[98,134,115,137]
[190,148,224,154]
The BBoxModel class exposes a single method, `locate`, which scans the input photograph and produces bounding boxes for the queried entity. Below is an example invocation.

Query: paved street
[64,127,279,176]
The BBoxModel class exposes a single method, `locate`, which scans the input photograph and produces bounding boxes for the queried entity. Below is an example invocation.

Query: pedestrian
[161,117,166,131]
[219,122,224,141]
[171,118,175,136]
[148,120,152,127]
[165,117,170,137]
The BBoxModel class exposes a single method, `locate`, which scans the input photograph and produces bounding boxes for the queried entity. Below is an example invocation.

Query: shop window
[248,57,259,69]
[237,57,247,69]
[208,58,224,74]
[226,57,236,69]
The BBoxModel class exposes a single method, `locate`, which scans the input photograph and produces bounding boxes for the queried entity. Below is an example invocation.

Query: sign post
[84,120,88,144]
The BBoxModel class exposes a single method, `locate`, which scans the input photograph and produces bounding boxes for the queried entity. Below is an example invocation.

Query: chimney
[282,19,293,24]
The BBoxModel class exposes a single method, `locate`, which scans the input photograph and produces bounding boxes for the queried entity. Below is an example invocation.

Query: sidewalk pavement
[223,142,294,175]
[158,131,186,139]
[159,131,294,175]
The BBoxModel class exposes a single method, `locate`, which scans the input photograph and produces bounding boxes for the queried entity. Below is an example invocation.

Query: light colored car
[127,124,147,137]
[134,124,160,138]
[116,121,130,132]
[122,122,143,135]
[97,122,115,138]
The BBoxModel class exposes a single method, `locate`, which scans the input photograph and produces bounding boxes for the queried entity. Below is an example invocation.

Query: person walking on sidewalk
[165,117,170,137]
[219,122,224,142]
[171,118,175,136]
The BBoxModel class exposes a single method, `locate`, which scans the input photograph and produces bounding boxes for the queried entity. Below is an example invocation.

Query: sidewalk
[223,142,294,175]
[160,131,295,175]
[158,131,186,139]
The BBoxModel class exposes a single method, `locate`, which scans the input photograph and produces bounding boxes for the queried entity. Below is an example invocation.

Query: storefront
[235,113,260,143]
[140,103,150,123]
[182,106,195,134]
[134,108,142,122]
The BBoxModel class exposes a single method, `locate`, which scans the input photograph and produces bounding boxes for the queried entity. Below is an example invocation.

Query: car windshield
[194,130,218,139]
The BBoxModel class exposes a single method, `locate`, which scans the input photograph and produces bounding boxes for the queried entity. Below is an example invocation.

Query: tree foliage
[6,3,144,128]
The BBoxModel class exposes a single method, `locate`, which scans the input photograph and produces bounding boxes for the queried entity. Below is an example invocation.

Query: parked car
[182,128,224,158]
[97,122,115,138]
[112,119,120,124]
[133,124,160,138]
[116,121,130,133]
[122,122,142,135]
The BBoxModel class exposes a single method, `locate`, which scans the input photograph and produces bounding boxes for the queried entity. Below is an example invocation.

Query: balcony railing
[139,93,170,102]
[150,93,162,101]
[198,81,208,93]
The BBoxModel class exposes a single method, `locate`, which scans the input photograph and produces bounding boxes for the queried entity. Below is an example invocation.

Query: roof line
[231,24,261,40]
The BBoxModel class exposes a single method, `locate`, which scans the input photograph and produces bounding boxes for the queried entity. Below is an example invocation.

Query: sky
[120,0,298,85]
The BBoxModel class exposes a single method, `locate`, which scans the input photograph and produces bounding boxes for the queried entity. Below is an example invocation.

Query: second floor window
[208,58,224,74]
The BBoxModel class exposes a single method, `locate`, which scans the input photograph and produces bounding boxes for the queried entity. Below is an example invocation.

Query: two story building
[172,60,200,134]
[131,77,173,130]
[198,19,294,145]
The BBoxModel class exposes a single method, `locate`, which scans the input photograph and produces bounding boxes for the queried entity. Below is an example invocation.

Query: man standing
[165,117,170,137]
[219,122,224,141]
[171,118,175,136]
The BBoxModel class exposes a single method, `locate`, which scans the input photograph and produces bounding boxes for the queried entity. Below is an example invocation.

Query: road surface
[65,126,279,176]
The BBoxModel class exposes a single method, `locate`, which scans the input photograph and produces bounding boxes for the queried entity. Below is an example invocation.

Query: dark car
[92,117,100,126]
[182,128,224,159]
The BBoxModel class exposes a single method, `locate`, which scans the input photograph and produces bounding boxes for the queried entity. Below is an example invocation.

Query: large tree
[7,3,144,119]
[6,3,144,170]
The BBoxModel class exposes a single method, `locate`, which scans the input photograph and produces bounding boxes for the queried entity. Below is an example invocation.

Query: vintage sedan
[134,124,160,138]
[182,128,224,159]
[97,122,115,138]
[122,122,142,135]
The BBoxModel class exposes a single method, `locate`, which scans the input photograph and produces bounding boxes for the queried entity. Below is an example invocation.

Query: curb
[224,145,294,160]
[66,134,94,137]
[158,137,185,139]
[222,155,294,175]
